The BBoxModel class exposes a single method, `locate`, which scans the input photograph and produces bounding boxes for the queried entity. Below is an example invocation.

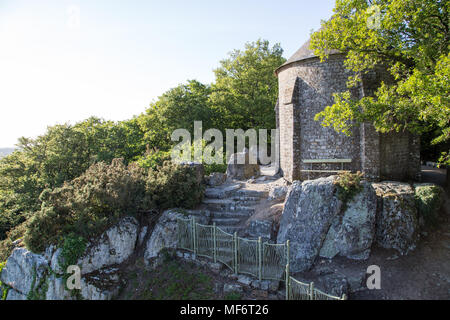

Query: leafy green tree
[310,0,449,165]
[0,117,147,240]
[210,39,286,132]
[137,80,214,150]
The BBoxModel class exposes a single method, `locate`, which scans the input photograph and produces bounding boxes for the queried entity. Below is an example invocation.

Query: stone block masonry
[275,39,420,183]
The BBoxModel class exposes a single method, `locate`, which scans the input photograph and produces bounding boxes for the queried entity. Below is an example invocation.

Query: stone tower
[275,37,421,182]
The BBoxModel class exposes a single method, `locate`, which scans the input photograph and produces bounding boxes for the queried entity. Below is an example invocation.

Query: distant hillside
[0,148,15,158]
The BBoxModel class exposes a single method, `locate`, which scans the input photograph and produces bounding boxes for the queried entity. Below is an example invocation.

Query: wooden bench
[301,159,352,179]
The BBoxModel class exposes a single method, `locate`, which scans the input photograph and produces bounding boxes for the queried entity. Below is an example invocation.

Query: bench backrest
[302,159,351,164]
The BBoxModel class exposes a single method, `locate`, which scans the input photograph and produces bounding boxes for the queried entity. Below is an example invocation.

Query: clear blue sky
[0,0,335,147]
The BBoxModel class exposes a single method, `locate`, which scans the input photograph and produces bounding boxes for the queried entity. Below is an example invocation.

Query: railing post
[213,222,217,263]
[192,216,196,255]
[258,237,262,281]
[285,264,290,300]
[286,240,290,266]
[342,293,347,300]
[309,282,314,300]
[234,232,238,275]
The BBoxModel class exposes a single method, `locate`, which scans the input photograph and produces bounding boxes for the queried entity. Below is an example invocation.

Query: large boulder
[144,209,184,262]
[1,216,142,300]
[144,209,208,263]
[77,216,139,274]
[207,172,227,187]
[277,176,342,272]
[373,182,419,255]
[244,219,273,242]
[0,247,49,296]
[319,182,377,260]
[277,177,379,272]
[226,149,260,180]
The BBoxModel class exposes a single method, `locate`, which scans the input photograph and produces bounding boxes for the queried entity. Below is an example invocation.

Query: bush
[334,171,364,206]
[146,161,204,210]
[0,221,28,262]
[204,163,227,176]
[24,159,148,252]
[23,158,205,253]
[136,148,171,170]
[415,185,443,227]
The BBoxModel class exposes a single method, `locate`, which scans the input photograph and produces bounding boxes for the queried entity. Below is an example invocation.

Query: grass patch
[121,253,216,300]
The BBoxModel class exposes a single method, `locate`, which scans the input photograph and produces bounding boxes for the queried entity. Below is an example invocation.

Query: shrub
[0,221,28,262]
[146,161,204,210]
[334,171,364,206]
[23,158,205,253]
[204,163,227,176]
[415,185,443,228]
[24,159,149,252]
[136,148,171,170]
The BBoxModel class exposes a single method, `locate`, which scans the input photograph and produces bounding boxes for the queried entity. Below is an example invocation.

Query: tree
[210,39,286,132]
[138,80,214,151]
[310,0,449,165]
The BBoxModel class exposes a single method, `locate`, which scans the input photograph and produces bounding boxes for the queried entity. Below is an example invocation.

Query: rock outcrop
[277,176,342,272]
[1,248,49,299]
[319,182,377,260]
[206,172,227,187]
[1,216,141,300]
[373,182,419,255]
[78,216,139,274]
[277,177,423,272]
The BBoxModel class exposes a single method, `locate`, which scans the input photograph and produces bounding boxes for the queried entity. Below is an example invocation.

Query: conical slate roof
[276,35,340,74]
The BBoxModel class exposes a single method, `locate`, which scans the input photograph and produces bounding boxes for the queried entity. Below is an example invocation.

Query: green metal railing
[285,264,347,301]
[176,217,347,301]
[176,217,287,281]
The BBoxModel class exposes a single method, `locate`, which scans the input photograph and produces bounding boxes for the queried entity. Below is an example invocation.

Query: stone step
[205,184,242,199]
[210,211,250,219]
[202,202,256,214]
[218,225,246,234]
[211,217,242,226]
[230,196,262,202]
[203,198,260,206]
[231,189,268,198]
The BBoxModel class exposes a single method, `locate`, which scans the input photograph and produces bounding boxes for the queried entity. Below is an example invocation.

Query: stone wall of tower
[276,54,421,183]
[277,55,361,182]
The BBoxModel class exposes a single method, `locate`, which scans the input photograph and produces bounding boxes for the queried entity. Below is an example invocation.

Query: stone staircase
[186,182,268,235]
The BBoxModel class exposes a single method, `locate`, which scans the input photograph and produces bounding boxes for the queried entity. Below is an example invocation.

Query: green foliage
[334,171,364,205]
[224,291,242,300]
[0,117,147,241]
[136,148,171,170]
[60,234,87,269]
[138,80,214,151]
[23,158,203,253]
[146,161,204,210]
[0,261,9,300]
[415,185,443,227]
[133,258,215,300]
[204,163,227,176]
[0,239,14,263]
[0,39,282,250]
[310,0,450,165]
[23,159,148,252]
[211,39,285,132]
[26,266,49,300]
